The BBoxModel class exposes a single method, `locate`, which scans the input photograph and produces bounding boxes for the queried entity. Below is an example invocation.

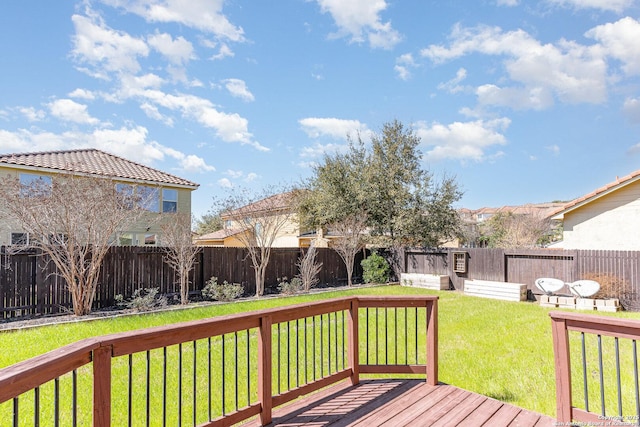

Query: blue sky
[1,0,640,218]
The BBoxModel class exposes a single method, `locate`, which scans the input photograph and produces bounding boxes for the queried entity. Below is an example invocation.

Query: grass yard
[1,284,638,421]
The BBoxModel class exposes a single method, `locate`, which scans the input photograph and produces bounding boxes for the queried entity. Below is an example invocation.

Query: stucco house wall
[0,149,199,247]
[552,173,640,250]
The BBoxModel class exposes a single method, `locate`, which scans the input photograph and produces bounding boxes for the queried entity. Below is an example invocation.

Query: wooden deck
[240,379,556,427]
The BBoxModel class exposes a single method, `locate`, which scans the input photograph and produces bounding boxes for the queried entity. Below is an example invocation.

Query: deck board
[239,379,556,427]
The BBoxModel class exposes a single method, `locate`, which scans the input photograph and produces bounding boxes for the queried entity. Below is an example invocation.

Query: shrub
[278,276,304,295]
[361,251,390,284]
[581,273,628,299]
[202,276,244,302]
[115,287,168,312]
[297,246,322,291]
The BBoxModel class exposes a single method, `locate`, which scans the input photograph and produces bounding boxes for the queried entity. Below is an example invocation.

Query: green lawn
[1,285,638,421]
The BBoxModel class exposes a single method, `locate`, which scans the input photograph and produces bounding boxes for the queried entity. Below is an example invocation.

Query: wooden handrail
[0,295,438,426]
[549,311,640,424]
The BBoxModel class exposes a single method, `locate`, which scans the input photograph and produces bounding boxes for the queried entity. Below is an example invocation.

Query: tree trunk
[346,257,354,286]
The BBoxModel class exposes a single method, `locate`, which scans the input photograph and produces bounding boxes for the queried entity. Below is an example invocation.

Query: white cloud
[476,84,554,110]
[68,88,96,100]
[395,53,417,80]
[71,13,149,76]
[438,68,468,94]
[0,126,214,173]
[221,169,259,182]
[140,102,174,126]
[209,43,234,60]
[115,87,267,151]
[217,178,233,188]
[225,169,243,178]
[222,79,255,102]
[497,0,519,6]
[315,0,402,49]
[148,32,195,65]
[299,142,348,160]
[18,107,46,122]
[100,0,245,41]
[48,99,100,125]
[414,118,511,162]
[586,17,640,76]
[178,154,215,172]
[299,117,370,140]
[547,0,634,13]
[422,24,608,109]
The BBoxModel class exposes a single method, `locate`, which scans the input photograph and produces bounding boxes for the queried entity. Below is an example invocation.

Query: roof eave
[0,163,199,189]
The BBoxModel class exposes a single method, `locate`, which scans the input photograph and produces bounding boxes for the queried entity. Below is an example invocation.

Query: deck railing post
[348,298,360,385]
[550,313,573,423]
[258,314,273,426]
[426,299,438,386]
[93,345,112,427]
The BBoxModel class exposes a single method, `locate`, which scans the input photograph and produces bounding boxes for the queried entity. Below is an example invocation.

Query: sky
[1,0,640,218]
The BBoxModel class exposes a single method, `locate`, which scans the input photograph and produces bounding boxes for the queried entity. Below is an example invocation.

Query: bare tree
[480,211,556,249]
[160,212,200,304]
[217,188,298,297]
[330,213,368,286]
[297,244,322,292]
[0,173,154,316]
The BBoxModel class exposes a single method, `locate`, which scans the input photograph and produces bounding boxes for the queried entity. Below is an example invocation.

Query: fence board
[403,248,640,305]
[0,246,367,320]
[3,245,640,321]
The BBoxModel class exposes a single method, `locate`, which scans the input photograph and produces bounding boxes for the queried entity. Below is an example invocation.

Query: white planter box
[464,279,527,302]
[400,273,449,290]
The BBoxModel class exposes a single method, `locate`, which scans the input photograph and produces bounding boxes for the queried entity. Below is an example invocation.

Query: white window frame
[162,189,178,213]
[10,232,29,246]
[19,173,52,198]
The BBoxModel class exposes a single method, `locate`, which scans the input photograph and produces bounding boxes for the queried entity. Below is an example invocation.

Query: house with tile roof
[550,171,640,250]
[195,191,305,248]
[0,148,199,246]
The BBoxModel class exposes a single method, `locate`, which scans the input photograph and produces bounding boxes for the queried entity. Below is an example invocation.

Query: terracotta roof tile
[0,148,199,188]
[224,191,296,218]
[550,171,640,217]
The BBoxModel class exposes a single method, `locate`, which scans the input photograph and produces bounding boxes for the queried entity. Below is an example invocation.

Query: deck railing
[550,311,640,425]
[0,295,438,426]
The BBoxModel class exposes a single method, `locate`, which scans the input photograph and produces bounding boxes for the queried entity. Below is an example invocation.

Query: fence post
[426,298,438,386]
[93,345,112,427]
[258,314,273,425]
[348,298,360,385]
[550,313,572,423]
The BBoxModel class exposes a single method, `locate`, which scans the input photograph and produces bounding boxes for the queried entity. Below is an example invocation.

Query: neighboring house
[0,148,199,246]
[196,192,304,248]
[194,191,342,248]
[550,171,640,250]
[193,228,245,247]
[457,202,565,248]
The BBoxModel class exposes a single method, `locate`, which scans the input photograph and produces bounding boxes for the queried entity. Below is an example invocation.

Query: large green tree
[301,119,463,278]
[194,210,223,235]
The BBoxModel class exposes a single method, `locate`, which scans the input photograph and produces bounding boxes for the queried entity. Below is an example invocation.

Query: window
[162,189,178,213]
[19,173,52,197]
[144,234,157,245]
[453,252,467,273]
[11,232,29,246]
[118,233,134,246]
[116,183,135,209]
[138,186,159,212]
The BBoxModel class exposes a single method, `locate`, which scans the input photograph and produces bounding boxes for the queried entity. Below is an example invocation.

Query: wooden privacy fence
[0,246,367,320]
[405,248,640,302]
